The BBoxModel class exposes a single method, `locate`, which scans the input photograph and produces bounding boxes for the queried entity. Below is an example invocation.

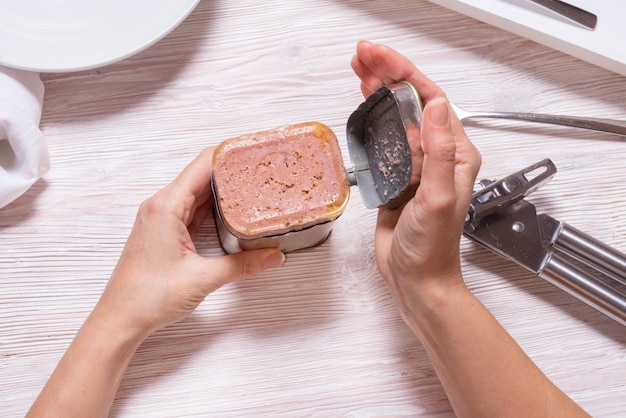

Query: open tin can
[212,122,350,253]
[211,82,423,254]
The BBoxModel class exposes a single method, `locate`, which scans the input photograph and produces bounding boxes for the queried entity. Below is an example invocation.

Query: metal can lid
[346,81,423,209]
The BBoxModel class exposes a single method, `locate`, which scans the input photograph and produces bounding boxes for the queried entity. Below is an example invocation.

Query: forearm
[398,279,590,418]
[27,307,145,418]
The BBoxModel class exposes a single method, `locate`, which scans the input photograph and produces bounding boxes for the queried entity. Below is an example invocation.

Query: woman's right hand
[351,41,482,305]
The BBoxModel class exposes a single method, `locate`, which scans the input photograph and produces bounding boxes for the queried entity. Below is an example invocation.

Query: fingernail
[428,98,450,127]
[263,251,285,270]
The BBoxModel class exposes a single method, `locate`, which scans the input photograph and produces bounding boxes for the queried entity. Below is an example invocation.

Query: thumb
[419,97,457,198]
[203,248,285,289]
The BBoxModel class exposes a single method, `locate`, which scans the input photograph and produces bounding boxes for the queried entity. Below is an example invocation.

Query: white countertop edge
[427,0,626,78]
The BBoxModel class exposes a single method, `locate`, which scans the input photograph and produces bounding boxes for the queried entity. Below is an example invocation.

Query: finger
[188,200,212,240]
[418,98,457,204]
[350,53,382,97]
[369,44,445,103]
[159,146,216,224]
[200,248,285,291]
[170,146,216,207]
[421,98,482,218]
[353,41,447,105]
[452,137,483,211]
[352,41,386,96]
[355,40,397,87]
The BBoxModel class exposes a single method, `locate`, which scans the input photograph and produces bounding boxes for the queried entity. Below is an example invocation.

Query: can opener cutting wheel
[464,158,626,325]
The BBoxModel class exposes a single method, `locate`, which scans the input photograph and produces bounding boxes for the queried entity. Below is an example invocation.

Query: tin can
[211,122,350,254]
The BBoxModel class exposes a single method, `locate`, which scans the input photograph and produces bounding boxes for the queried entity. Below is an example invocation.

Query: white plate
[0,0,201,72]
[427,0,626,77]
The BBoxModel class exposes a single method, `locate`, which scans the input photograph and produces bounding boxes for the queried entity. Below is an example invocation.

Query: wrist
[86,303,149,356]
[27,304,148,417]
[389,271,470,332]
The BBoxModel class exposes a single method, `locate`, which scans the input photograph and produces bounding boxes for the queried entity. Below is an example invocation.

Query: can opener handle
[464,158,626,326]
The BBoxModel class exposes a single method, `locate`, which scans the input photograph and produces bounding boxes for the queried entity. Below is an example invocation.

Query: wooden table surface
[2,0,625,416]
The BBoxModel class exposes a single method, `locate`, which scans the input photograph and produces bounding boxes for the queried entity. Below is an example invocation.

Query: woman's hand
[27,147,285,418]
[352,40,481,301]
[351,41,589,418]
[95,146,285,340]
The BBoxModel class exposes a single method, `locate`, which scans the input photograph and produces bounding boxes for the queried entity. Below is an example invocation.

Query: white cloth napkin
[0,66,49,208]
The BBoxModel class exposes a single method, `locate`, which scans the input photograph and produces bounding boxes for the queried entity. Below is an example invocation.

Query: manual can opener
[464,159,626,326]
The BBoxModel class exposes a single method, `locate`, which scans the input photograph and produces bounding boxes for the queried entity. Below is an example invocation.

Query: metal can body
[211,122,349,254]
[213,205,335,253]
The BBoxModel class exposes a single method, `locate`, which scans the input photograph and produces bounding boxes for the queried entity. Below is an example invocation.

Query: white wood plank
[2,0,625,416]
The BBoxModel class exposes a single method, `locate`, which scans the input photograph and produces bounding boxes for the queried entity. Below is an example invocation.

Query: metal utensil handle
[553,221,626,286]
[467,111,626,136]
[530,0,597,29]
[541,253,626,326]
